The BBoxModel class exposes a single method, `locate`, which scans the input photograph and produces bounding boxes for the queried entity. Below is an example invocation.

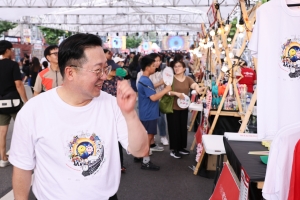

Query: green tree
[0,21,17,36]
[228,18,237,39]
[38,27,72,45]
[126,36,142,49]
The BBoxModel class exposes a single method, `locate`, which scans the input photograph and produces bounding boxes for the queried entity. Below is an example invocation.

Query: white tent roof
[0,0,248,35]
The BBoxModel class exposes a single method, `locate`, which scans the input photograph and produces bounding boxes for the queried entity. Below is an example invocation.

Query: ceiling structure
[0,0,254,35]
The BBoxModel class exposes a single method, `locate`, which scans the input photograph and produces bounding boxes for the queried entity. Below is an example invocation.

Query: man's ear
[64,66,76,80]
[46,55,51,62]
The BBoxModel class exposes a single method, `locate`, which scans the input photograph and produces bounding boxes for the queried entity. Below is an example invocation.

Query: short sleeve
[9,107,36,170]
[33,73,42,92]
[248,9,260,58]
[187,76,195,87]
[13,62,22,81]
[139,78,156,97]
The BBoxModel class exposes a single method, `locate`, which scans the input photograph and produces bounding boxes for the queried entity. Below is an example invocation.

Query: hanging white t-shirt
[9,88,129,200]
[262,122,300,200]
[248,0,300,139]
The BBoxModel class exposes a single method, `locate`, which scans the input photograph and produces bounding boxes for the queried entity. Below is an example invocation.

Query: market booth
[187,0,300,199]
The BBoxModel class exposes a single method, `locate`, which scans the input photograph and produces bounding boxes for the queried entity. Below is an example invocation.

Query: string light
[238,13,245,33]
[239,26,244,33]
[210,29,215,37]
[224,17,230,32]
[229,52,234,58]
[221,64,229,72]
[227,38,232,42]
[207,41,214,47]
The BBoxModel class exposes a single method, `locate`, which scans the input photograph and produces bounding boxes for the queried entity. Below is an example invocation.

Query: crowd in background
[0,37,201,170]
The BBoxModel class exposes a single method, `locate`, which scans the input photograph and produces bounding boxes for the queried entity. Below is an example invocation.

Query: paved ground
[0,86,214,200]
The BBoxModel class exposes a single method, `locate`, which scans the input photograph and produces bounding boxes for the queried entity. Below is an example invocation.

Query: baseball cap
[113,57,125,64]
[107,59,120,70]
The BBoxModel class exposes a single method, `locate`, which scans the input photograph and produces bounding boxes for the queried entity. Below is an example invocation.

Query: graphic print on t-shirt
[66,131,105,177]
[281,38,300,78]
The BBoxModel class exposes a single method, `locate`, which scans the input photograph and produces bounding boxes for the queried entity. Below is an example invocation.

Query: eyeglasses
[70,65,112,78]
[50,52,58,56]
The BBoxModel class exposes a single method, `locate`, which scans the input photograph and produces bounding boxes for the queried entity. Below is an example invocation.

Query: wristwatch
[168,91,171,95]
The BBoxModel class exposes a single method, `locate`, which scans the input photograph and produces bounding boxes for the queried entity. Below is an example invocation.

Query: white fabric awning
[0,0,247,34]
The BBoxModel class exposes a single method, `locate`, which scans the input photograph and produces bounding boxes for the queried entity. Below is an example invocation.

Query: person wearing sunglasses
[33,45,63,96]
[9,34,148,200]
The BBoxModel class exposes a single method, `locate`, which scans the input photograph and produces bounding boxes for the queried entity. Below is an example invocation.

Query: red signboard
[207,3,217,27]
[239,167,250,200]
[210,163,240,200]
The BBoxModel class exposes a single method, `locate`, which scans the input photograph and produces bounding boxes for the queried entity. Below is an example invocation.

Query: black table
[223,137,268,200]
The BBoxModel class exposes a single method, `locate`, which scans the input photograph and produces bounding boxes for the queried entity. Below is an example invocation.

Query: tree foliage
[228,18,237,39]
[126,36,142,49]
[38,27,72,45]
[0,21,17,35]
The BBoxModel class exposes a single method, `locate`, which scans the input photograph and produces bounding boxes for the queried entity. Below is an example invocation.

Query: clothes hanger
[287,3,300,6]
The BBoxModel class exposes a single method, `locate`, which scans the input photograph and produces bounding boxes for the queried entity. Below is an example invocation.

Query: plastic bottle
[246,95,251,112]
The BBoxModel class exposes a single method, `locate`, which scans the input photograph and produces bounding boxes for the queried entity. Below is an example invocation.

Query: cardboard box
[207,154,227,171]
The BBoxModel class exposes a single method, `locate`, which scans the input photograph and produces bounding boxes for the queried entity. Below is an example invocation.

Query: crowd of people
[0,34,205,199]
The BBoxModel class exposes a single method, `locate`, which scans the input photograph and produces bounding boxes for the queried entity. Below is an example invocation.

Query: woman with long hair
[29,57,42,91]
[128,54,141,92]
[167,61,205,159]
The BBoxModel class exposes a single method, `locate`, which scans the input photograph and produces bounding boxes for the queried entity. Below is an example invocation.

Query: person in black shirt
[0,40,28,167]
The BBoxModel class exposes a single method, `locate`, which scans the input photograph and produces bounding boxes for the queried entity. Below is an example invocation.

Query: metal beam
[0,4,238,8]
[21,14,205,25]
[40,24,203,32]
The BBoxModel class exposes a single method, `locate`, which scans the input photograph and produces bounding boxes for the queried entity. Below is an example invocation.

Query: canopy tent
[0,0,252,35]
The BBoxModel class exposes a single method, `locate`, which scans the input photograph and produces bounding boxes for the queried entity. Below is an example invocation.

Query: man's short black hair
[44,45,59,62]
[103,49,110,54]
[140,55,155,71]
[42,61,48,68]
[130,52,136,55]
[58,33,102,78]
[149,53,160,60]
[0,40,13,55]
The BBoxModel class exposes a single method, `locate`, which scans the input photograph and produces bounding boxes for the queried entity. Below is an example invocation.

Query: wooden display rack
[191,0,260,175]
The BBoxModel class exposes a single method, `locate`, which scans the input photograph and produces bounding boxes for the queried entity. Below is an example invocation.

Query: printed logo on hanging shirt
[280,38,300,78]
[66,131,105,177]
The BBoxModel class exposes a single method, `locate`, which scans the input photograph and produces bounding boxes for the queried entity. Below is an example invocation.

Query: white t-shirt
[9,88,129,200]
[262,122,300,200]
[248,0,300,139]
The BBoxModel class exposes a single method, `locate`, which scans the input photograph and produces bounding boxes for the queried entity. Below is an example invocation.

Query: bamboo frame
[193,0,261,175]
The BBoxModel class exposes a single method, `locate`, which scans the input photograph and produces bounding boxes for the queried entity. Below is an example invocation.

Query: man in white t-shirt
[9,34,148,200]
